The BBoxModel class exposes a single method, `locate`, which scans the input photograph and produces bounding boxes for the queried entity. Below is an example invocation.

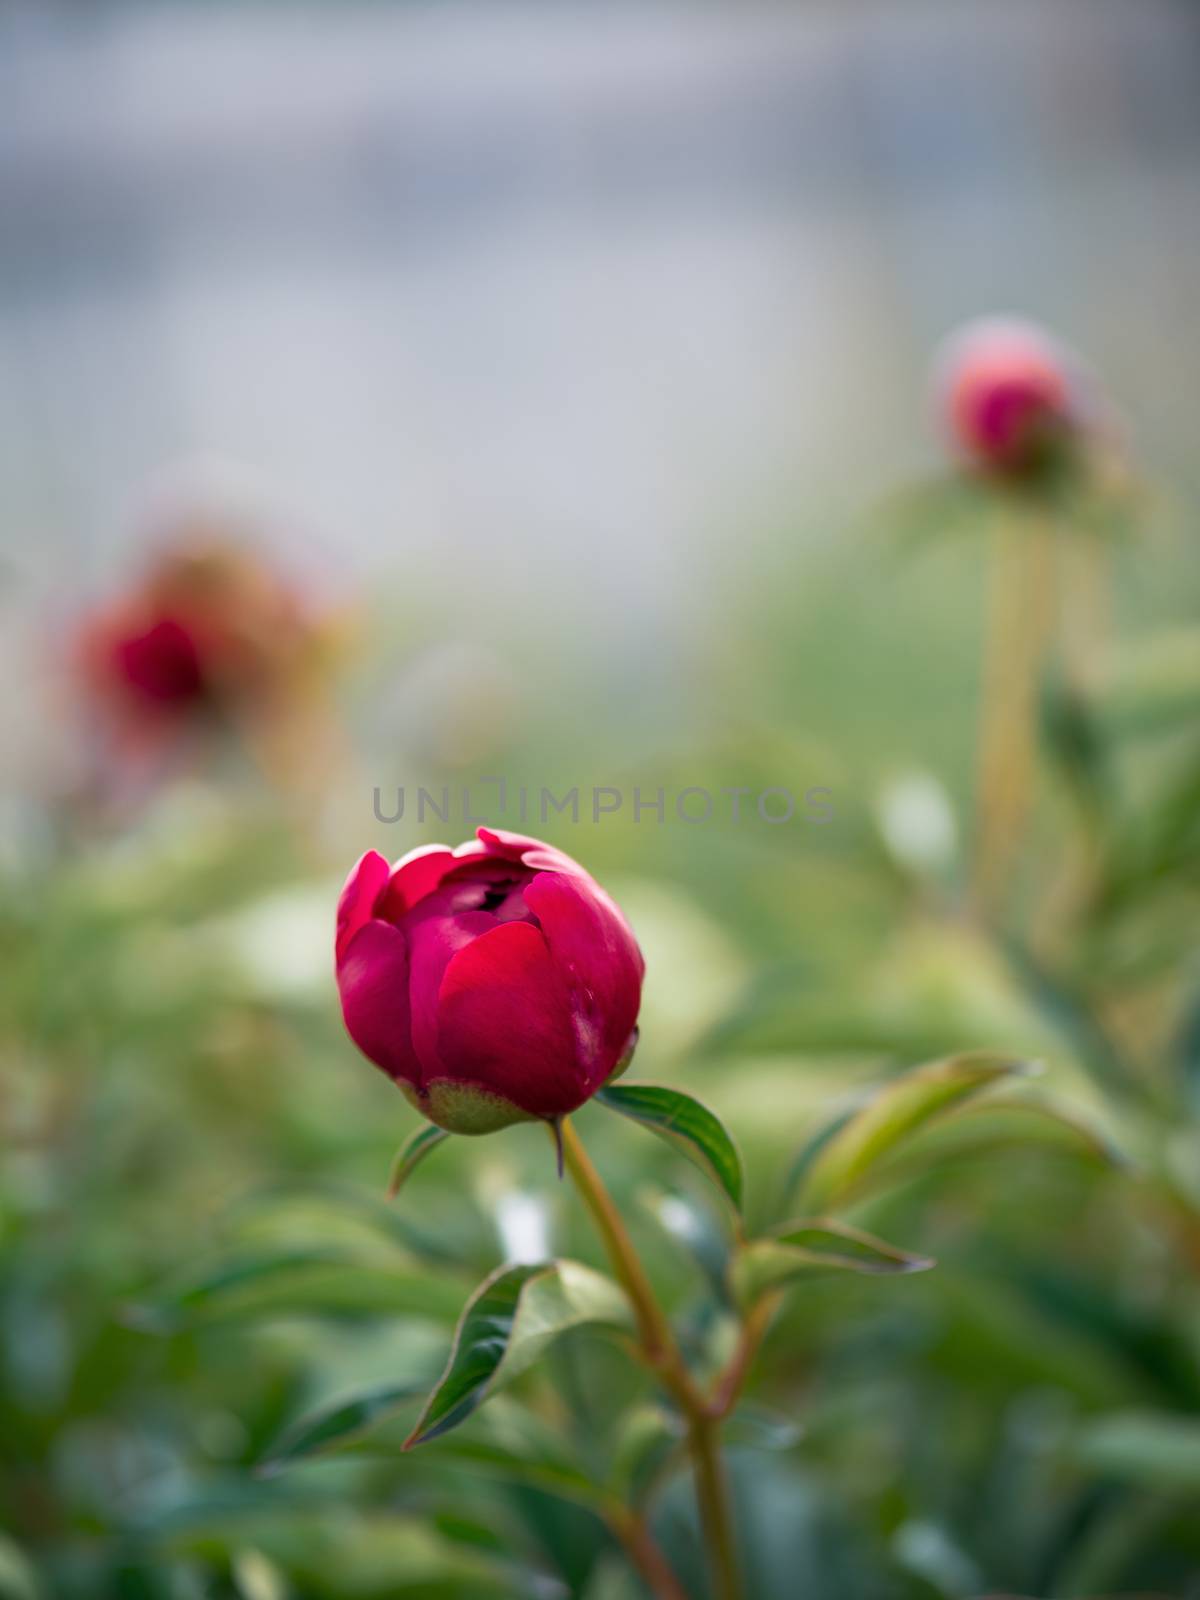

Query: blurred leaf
[128,1251,464,1332]
[1041,669,1111,819]
[1092,747,1200,924]
[596,1082,744,1214]
[0,1535,44,1600]
[1096,626,1200,740]
[429,1404,601,1507]
[608,1404,684,1506]
[733,1219,934,1305]
[227,1181,475,1271]
[638,1185,731,1303]
[259,1381,430,1476]
[721,1404,803,1453]
[1000,1258,1200,1410]
[1073,1410,1200,1489]
[1176,987,1200,1117]
[869,1092,1126,1188]
[232,1547,290,1600]
[891,1519,983,1599]
[405,1260,631,1449]
[791,1050,1033,1212]
[1001,936,1138,1101]
[162,1504,552,1598]
[779,1106,859,1205]
[387,1125,452,1200]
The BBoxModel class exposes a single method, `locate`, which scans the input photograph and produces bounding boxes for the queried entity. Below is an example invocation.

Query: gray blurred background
[1,0,1198,657]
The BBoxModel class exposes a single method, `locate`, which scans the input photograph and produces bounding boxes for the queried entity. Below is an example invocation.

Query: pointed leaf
[259,1381,430,1475]
[869,1092,1127,1186]
[609,1404,685,1506]
[596,1082,744,1213]
[387,1124,452,1200]
[1073,1410,1200,1490]
[405,1259,632,1449]
[733,1219,934,1305]
[779,1104,859,1204]
[126,1251,464,1332]
[1001,937,1138,1100]
[793,1051,1034,1212]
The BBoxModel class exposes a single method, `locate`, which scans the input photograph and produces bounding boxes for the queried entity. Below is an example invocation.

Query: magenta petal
[406,907,496,1082]
[378,844,459,921]
[524,870,644,1086]
[336,851,390,962]
[475,827,583,876]
[337,919,416,1085]
[437,921,585,1118]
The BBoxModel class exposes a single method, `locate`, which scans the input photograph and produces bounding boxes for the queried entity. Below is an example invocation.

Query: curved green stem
[972,508,1057,918]
[554,1118,742,1600]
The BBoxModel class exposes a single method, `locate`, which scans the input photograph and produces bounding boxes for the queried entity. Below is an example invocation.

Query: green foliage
[4,419,1198,1599]
[733,1220,934,1306]
[788,1051,1034,1213]
[388,1124,453,1199]
[596,1081,745,1214]
[405,1261,633,1449]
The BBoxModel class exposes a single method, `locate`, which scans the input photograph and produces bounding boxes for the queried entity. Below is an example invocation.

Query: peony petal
[406,907,496,1083]
[475,827,583,876]
[336,851,390,962]
[379,844,458,921]
[436,920,585,1118]
[337,919,416,1086]
[524,870,644,1088]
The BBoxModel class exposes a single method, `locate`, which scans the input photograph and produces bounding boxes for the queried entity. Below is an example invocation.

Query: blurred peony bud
[336,828,643,1134]
[935,317,1090,476]
[78,538,323,728]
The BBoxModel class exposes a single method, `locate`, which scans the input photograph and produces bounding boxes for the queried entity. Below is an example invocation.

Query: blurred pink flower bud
[935,317,1089,476]
[336,829,644,1134]
[78,538,321,725]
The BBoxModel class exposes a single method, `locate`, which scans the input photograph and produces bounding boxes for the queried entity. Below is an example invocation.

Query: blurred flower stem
[556,1119,744,1600]
[972,507,1058,917]
[606,1505,691,1600]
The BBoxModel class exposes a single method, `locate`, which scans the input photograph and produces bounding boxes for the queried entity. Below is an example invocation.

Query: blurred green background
[2,3,1200,1597]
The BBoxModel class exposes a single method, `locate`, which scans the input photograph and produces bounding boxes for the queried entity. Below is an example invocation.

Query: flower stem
[554,1118,743,1600]
[606,1505,691,1600]
[687,1414,742,1600]
[972,506,1058,918]
[708,1290,781,1419]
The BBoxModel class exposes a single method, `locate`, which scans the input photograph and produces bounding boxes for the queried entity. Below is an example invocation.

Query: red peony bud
[79,538,320,725]
[935,317,1088,476]
[336,829,644,1134]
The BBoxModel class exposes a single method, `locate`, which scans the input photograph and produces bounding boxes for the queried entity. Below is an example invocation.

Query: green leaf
[0,1534,44,1600]
[259,1381,430,1476]
[596,1082,744,1213]
[387,1125,452,1200]
[405,1260,632,1450]
[1001,937,1138,1101]
[868,1092,1126,1186]
[126,1251,464,1332]
[1175,987,1200,1118]
[609,1405,684,1506]
[430,1405,603,1507]
[732,1219,934,1305]
[779,1105,858,1205]
[791,1051,1034,1213]
[1073,1410,1200,1490]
